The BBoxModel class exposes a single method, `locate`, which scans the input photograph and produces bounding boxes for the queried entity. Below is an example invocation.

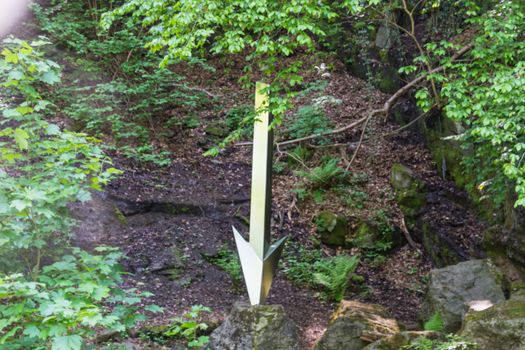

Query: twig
[381,104,437,138]
[171,83,221,98]
[400,217,422,254]
[235,44,473,151]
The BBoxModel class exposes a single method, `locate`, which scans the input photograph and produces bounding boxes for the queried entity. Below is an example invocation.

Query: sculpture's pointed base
[232,226,287,305]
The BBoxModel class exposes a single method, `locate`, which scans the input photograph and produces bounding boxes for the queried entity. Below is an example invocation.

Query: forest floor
[4,3,486,349]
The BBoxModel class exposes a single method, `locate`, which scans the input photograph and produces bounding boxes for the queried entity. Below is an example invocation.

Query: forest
[0,0,524,349]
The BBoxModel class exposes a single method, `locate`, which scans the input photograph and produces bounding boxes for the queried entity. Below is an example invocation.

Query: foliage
[101,0,381,154]
[295,157,347,189]
[224,105,255,139]
[312,254,360,301]
[32,1,210,165]
[0,248,153,350]
[0,37,118,273]
[401,335,478,350]
[409,1,525,207]
[205,246,242,289]
[287,105,333,141]
[0,38,158,349]
[283,244,360,301]
[424,312,444,332]
[164,305,211,348]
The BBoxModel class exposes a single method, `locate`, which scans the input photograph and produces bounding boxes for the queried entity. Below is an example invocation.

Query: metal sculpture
[233,82,287,305]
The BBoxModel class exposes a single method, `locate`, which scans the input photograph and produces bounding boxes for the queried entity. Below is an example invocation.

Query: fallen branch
[272,43,474,148]
[400,217,422,254]
[172,83,221,98]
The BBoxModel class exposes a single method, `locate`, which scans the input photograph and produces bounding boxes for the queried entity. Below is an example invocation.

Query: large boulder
[314,300,400,350]
[421,259,506,332]
[209,302,300,350]
[461,298,525,349]
[363,331,443,350]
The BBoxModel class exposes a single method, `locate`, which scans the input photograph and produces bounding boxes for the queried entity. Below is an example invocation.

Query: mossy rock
[205,120,229,138]
[314,300,400,350]
[209,302,300,350]
[390,164,427,218]
[420,222,465,267]
[363,331,443,350]
[316,211,348,246]
[461,298,525,349]
[421,259,505,333]
[346,220,401,251]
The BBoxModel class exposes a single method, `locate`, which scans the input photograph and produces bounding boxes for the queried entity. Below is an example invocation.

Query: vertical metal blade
[249,81,273,260]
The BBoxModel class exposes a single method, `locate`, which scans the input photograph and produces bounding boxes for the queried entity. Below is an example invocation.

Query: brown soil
[3,5,487,348]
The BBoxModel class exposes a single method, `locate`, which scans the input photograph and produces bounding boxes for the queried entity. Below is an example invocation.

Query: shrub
[0,248,155,350]
[0,38,159,349]
[287,105,332,141]
[295,157,347,189]
[313,254,360,301]
[164,305,212,348]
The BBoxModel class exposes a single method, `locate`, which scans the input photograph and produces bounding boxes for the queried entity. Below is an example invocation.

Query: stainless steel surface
[233,82,287,305]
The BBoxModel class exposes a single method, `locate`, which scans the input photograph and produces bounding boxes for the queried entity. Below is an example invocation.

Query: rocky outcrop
[363,331,443,350]
[316,211,348,246]
[209,302,300,350]
[390,163,426,219]
[461,298,525,349]
[421,259,506,332]
[314,300,400,350]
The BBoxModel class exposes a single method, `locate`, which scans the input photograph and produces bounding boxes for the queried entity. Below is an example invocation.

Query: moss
[114,205,127,224]
[205,121,228,138]
[316,211,348,246]
[390,164,427,218]
[421,222,461,267]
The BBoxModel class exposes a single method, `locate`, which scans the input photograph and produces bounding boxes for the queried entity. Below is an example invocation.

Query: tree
[102,0,525,207]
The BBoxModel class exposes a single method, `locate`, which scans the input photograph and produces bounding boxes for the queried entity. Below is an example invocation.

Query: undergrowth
[283,244,361,301]
[32,1,212,165]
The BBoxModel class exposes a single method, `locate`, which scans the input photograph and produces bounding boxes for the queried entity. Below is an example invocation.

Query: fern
[295,158,347,189]
[424,311,444,332]
[313,255,360,301]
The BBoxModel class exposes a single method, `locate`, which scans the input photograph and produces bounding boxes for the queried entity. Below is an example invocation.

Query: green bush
[0,38,160,349]
[164,305,211,348]
[295,157,347,189]
[283,244,360,301]
[401,335,478,350]
[0,248,155,350]
[424,312,444,332]
[287,105,332,141]
[313,254,360,301]
[33,1,210,165]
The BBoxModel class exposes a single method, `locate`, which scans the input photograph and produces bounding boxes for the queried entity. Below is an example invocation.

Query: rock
[461,298,525,349]
[421,259,506,333]
[363,331,443,350]
[70,192,125,249]
[316,211,348,246]
[375,26,393,49]
[209,302,300,350]
[314,300,400,350]
[390,164,426,218]
[347,219,402,252]
[205,121,228,138]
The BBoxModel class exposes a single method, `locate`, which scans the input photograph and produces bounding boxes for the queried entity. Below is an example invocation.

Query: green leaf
[144,305,164,313]
[23,325,41,338]
[14,128,30,150]
[40,71,61,85]
[46,123,61,135]
[51,335,83,350]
